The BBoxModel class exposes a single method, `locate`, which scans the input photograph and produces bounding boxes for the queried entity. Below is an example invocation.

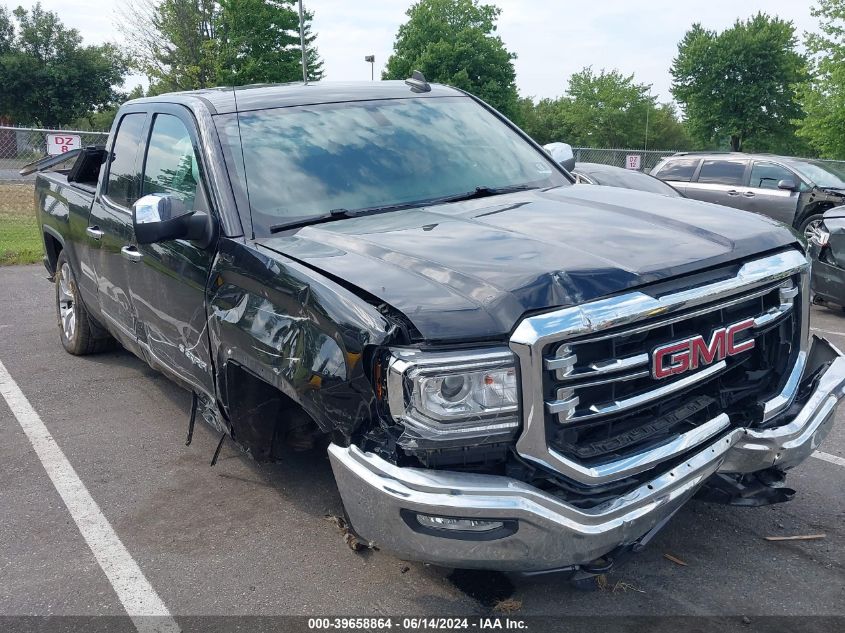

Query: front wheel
[55,251,113,355]
[799,214,825,242]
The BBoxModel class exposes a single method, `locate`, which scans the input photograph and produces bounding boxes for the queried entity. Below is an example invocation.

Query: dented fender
[207,238,394,440]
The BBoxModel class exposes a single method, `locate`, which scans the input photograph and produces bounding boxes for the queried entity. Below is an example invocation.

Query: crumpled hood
[256,185,799,341]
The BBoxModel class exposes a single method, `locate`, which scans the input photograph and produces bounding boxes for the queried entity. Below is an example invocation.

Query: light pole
[364,55,375,81]
[299,0,308,83]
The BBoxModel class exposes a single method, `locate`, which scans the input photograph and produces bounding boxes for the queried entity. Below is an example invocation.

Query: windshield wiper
[434,184,537,204]
[268,185,538,233]
[269,208,358,233]
[269,201,423,233]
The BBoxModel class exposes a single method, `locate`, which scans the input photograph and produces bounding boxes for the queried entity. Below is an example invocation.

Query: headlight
[385,348,520,441]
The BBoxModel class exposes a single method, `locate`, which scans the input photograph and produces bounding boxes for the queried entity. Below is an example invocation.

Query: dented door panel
[130,238,216,396]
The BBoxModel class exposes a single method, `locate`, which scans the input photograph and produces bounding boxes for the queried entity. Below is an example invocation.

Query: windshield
[215,96,568,234]
[786,159,845,189]
[578,164,681,197]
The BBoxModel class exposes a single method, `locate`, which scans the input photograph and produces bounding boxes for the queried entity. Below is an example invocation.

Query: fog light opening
[415,514,503,533]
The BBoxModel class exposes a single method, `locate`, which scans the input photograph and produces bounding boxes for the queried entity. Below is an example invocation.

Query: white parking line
[0,358,179,633]
[813,451,845,468]
[811,327,845,338]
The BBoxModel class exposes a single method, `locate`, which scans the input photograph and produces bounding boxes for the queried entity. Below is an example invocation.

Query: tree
[120,0,219,93]
[216,0,322,85]
[0,6,14,55]
[119,0,323,93]
[798,0,845,158]
[0,3,127,126]
[670,14,807,152]
[383,0,519,120]
[72,86,146,131]
[517,68,691,150]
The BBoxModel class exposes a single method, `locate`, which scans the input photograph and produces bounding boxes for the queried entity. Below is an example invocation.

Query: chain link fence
[572,147,678,172]
[0,126,109,263]
[0,125,109,182]
[571,146,845,175]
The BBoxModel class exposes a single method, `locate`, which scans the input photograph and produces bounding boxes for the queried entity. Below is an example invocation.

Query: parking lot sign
[46,133,81,155]
[625,154,642,170]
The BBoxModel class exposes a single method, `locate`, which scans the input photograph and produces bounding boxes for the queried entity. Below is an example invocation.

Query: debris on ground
[400,566,410,574]
[612,580,646,594]
[764,534,826,542]
[492,598,523,614]
[324,514,378,552]
[595,575,646,594]
[663,553,688,566]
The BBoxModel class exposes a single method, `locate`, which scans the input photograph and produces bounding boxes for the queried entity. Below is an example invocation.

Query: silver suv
[651,152,845,238]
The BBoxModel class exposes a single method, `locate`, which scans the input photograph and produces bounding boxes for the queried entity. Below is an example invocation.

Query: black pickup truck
[32,79,845,575]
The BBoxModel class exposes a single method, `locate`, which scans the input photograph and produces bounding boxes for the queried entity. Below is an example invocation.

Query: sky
[24,0,821,104]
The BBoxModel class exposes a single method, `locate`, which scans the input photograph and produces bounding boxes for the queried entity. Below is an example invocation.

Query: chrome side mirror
[133,194,197,244]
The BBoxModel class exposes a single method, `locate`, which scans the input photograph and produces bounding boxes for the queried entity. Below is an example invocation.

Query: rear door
[651,157,700,195]
[86,109,148,354]
[744,160,802,225]
[126,106,217,397]
[685,158,750,210]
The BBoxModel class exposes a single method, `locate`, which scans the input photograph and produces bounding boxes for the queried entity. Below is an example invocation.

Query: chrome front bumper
[329,337,845,572]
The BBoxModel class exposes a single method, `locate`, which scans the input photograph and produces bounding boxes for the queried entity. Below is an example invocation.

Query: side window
[750,162,795,190]
[142,114,202,210]
[697,160,747,186]
[654,158,699,182]
[105,113,146,208]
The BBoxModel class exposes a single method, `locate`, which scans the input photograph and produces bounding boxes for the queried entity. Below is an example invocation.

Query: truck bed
[35,171,97,275]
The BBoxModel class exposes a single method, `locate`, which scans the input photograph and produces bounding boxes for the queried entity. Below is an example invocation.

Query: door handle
[726,190,740,196]
[743,191,755,197]
[86,226,104,240]
[121,245,143,263]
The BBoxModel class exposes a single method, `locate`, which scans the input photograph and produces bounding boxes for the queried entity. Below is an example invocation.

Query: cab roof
[132,81,466,115]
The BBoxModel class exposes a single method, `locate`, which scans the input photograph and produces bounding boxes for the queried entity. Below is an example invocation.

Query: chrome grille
[544,281,794,424]
[509,249,810,488]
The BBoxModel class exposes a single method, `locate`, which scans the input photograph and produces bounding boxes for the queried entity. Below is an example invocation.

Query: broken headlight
[385,347,520,440]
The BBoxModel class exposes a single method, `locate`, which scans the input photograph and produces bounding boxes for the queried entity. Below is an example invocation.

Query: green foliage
[670,14,807,152]
[798,0,845,159]
[121,0,323,94]
[0,6,15,55]
[72,86,146,131]
[383,0,519,120]
[518,68,691,150]
[0,3,127,126]
[0,184,43,266]
[216,0,322,85]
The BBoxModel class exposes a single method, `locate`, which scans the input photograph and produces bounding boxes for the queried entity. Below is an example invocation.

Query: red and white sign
[46,134,81,156]
[625,154,642,170]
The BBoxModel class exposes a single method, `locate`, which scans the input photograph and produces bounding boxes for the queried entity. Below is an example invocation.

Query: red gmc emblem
[652,318,756,379]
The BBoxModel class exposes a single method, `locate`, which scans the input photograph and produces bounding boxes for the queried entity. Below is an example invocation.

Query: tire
[798,213,825,242]
[55,251,113,355]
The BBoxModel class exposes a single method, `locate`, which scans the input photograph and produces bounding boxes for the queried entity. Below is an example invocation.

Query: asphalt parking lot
[1,263,843,628]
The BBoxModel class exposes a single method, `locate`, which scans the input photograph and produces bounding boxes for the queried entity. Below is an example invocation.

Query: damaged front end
[328,249,845,572]
[809,206,845,307]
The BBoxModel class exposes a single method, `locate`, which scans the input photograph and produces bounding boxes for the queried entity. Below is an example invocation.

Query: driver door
[126,106,217,398]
